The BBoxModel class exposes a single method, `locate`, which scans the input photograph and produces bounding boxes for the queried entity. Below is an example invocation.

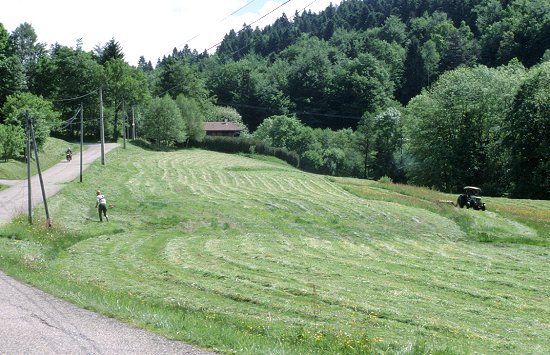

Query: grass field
[0,137,84,180]
[0,144,549,354]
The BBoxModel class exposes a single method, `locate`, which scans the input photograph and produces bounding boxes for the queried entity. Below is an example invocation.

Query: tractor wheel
[481,205,486,211]
[457,195,466,208]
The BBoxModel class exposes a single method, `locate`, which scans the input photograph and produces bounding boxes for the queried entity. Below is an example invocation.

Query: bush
[0,124,25,161]
[378,175,393,184]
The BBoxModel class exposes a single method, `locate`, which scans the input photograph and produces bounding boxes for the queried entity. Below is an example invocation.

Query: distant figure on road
[66,147,72,162]
[95,190,109,222]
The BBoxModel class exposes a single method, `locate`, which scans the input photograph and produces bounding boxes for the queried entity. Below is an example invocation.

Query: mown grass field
[0,144,549,354]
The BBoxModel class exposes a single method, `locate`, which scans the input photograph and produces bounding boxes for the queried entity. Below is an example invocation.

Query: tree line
[0,0,548,198]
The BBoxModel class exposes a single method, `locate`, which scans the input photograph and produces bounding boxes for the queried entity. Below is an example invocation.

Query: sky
[1,0,343,66]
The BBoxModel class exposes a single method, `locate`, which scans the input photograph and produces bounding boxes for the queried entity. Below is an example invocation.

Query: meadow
[0,137,83,180]
[0,144,549,354]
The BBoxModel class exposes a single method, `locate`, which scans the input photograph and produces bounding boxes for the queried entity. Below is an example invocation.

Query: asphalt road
[0,143,119,224]
[0,144,214,354]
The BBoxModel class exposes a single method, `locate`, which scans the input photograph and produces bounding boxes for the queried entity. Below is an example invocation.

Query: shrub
[378,175,393,184]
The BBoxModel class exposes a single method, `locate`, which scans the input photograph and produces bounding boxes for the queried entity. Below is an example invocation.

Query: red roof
[204,121,242,132]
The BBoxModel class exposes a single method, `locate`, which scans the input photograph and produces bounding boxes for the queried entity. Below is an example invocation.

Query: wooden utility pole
[131,106,136,140]
[28,115,51,227]
[100,87,105,165]
[123,101,127,149]
[26,112,32,224]
[80,103,84,182]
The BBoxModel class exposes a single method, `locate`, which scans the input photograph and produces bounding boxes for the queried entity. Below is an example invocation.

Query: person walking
[95,190,109,222]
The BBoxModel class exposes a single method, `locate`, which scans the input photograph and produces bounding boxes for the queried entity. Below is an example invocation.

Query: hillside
[0,145,549,353]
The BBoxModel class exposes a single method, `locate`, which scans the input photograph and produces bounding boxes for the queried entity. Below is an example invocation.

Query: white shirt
[97,194,106,205]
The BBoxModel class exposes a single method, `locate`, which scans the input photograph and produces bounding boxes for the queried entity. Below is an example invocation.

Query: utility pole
[123,100,127,149]
[132,105,136,140]
[80,103,84,182]
[29,115,51,227]
[99,87,105,165]
[26,112,32,224]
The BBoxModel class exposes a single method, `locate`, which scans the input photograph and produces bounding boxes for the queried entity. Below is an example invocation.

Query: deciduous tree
[505,61,550,199]
[142,95,186,147]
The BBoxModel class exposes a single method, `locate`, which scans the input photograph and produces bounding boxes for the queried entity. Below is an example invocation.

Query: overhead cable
[162,0,260,58]
[206,0,293,52]
[225,0,319,58]
[54,88,98,102]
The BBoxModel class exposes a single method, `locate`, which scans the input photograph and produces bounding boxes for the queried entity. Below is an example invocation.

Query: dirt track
[0,144,214,354]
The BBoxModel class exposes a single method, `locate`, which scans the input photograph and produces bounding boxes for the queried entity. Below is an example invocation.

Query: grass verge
[0,137,87,180]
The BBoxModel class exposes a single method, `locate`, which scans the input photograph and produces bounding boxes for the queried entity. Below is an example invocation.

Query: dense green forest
[0,0,548,198]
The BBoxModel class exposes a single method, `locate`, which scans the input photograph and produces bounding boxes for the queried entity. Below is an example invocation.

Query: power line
[223,0,261,21]
[224,0,319,58]
[54,88,99,102]
[0,86,99,103]
[206,0,294,52]
[161,0,261,59]
[218,101,363,121]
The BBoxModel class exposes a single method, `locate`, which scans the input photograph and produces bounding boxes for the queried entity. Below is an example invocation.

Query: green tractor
[457,186,486,211]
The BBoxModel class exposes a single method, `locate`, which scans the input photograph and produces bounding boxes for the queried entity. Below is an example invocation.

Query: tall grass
[0,145,549,354]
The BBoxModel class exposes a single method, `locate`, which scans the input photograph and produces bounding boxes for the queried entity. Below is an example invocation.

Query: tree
[0,123,25,160]
[176,95,205,143]
[141,95,186,147]
[364,38,406,92]
[253,115,310,154]
[104,58,150,141]
[378,15,408,46]
[371,107,403,180]
[439,22,479,72]
[32,44,103,128]
[505,61,550,199]
[477,0,550,67]
[137,56,153,71]
[405,64,526,193]
[94,38,124,65]
[280,35,336,127]
[399,37,426,103]
[156,56,209,102]
[331,53,393,127]
[0,24,25,112]
[1,92,60,149]
[323,128,360,177]
[356,111,376,179]
[206,55,267,129]
[421,40,440,86]
[9,22,45,84]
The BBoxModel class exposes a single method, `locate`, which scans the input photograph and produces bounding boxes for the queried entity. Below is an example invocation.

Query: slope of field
[0,137,83,180]
[1,145,549,354]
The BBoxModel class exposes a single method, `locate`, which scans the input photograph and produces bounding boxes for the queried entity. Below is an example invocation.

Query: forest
[0,0,548,198]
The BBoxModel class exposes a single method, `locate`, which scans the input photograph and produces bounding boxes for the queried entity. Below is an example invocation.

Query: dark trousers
[98,204,108,221]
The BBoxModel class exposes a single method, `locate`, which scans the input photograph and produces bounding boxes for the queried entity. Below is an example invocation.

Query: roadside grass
[0,145,549,354]
[0,137,85,180]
